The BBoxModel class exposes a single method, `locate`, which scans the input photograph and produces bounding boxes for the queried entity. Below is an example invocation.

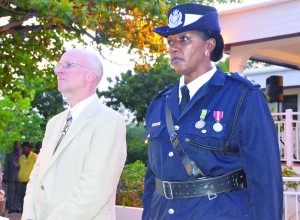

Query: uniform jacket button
[168,152,174,157]
[168,208,174,214]
[174,125,179,131]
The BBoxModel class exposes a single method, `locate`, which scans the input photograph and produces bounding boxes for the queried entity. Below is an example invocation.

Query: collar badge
[168,9,183,28]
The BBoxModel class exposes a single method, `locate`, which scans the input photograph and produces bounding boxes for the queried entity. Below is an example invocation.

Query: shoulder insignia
[154,85,173,99]
[225,72,260,88]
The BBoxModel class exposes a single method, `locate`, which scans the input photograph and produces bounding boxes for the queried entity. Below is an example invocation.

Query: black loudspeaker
[266,75,283,103]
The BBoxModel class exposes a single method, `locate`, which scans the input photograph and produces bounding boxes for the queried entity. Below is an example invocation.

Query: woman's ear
[206,38,216,53]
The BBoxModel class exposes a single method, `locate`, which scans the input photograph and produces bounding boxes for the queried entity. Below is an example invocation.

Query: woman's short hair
[201,30,224,62]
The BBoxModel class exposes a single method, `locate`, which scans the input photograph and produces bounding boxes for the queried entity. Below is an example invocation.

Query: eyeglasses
[54,63,93,72]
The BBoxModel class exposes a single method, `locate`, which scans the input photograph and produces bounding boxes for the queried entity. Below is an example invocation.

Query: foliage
[126,125,147,165]
[0,0,241,101]
[100,61,180,124]
[116,160,146,207]
[217,56,229,72]
[31,87,66,129]
[100,55,232,124]
[282,166,299,191]
[245,60,270,70]
[127,139,148,165]
[0,96,44,159]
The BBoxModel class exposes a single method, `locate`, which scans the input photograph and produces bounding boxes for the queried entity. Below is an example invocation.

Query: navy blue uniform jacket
[142,68,283,220]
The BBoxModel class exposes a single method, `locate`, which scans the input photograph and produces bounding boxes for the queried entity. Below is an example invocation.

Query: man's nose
[54,68,64,75]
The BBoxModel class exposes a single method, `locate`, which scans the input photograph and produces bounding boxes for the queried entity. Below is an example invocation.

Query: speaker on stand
[266,75,283,113]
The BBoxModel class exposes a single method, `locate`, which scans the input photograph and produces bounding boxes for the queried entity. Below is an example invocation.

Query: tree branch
[1,23,57,35]
[0,13,37,32]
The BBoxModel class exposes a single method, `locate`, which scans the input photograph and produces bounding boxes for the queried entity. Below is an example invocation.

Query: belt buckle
[162,181,173,199]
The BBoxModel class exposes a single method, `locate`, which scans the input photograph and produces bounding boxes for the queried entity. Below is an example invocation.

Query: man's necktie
[53,111,72,154]
[180,85,190,113]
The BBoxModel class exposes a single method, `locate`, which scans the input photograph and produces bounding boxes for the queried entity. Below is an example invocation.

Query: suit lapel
[39,98,100,178]
[41,112,68,160]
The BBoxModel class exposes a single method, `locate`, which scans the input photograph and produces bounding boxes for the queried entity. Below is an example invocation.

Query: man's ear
[86,70,96,82]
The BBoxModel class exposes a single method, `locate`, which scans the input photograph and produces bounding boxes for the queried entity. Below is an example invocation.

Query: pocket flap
[143,124,165,141]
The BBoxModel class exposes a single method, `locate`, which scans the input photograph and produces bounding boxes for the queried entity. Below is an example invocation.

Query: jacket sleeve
[142,160,155,220]
[22,115,58,220]
[238,89,283,219]
[21,116,56,220]
[21,158,40,220]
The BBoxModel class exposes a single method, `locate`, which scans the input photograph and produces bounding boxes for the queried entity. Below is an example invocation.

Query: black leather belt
[155,169,246,199]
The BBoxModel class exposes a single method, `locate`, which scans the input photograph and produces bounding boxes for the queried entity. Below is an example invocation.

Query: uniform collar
[208,67,226,87]
[179,66,217,101]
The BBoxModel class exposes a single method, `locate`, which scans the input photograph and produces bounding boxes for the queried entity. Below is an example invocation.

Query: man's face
[54,51,92,96]
[22,146,31,155]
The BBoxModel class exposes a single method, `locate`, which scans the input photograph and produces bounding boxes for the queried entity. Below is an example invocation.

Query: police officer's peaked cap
[153,3,220,38]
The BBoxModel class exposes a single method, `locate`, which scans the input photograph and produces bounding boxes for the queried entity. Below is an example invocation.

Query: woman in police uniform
[142,3,283,220]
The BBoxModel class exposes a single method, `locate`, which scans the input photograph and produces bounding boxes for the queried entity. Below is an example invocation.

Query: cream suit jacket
[22,98,127,220]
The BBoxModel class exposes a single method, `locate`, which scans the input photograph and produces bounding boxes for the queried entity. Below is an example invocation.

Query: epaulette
[153,85,173,100]
[225,72,261,88]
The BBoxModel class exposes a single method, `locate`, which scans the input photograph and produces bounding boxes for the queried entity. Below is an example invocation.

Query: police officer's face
[167,31,213,83]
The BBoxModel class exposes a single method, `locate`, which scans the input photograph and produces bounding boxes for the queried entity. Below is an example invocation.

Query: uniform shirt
[18,151,37,183]
[179,66,216,103]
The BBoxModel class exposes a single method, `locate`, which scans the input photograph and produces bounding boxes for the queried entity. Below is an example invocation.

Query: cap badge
[168,9,183,28]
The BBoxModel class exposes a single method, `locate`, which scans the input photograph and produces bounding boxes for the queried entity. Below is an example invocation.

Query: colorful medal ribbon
[200,109,209,120]
[213,111,223,122]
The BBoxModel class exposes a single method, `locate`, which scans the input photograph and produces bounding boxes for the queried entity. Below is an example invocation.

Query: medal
[195,109,209,129]
[213,123,223,132]
[195,120,205,129]
[213,111,223,132]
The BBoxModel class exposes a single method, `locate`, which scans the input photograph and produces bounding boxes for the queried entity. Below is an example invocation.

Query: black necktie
[180,85,190,113]
[53,111,72,154]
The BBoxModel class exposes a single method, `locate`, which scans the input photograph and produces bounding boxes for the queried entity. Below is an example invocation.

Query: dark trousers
[6,181,21,211]
[19,182,28,213]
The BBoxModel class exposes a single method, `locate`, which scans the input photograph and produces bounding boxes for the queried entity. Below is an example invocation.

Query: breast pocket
[185,119,227,152]
[144,125,167,171]
[185,120,237,152]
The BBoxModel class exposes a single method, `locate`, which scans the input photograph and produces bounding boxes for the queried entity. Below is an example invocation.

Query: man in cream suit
[22,48,127,220]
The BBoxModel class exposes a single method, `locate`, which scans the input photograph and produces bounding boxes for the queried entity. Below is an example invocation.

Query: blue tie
[180,85,190,113]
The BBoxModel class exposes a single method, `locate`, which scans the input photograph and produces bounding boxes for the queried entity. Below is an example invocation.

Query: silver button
[168,208,174,214]
[201,129,207,134]
[41,185,44,190]
[147,134,150,138]
[168,152,174,157]
[174,125,179,131]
